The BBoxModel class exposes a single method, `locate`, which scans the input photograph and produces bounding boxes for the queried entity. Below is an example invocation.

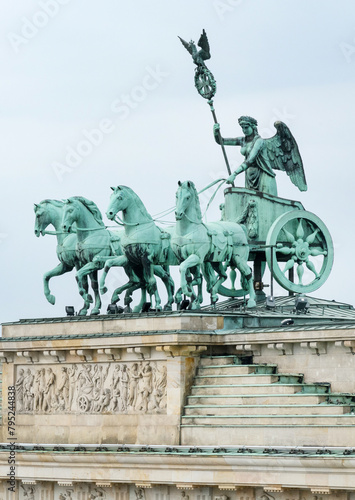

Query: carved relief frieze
[6,484,351,500]
[20,484,36,500]
[15,361,167,415]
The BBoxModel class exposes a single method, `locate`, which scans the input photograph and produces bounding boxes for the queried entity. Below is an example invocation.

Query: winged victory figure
[213,117,307,195]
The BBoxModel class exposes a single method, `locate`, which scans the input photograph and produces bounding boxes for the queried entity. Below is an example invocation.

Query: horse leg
[89,270,101,315]
[107,261,142,306]
[76,261,103,315]
[179,255,201,308]
[202,262,215,294]
[189,265,204,306]
[131,284,147,313]
[153,265,175,311]
[74,264,90,316]
[43,262,72,305]
[209,262,228,304]
[174,287,183,305]
[141,256,161,311]
[99,255,128,295]
[233,254,256,308]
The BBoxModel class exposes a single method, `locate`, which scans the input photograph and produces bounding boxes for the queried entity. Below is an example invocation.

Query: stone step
[183,404,352,416]
[198,368,303,384]
[194,374,279,385]
[327,393,355,404]
[198,365,255,376]
[181,424,355,447]
[187,394,327,405]
[190,383,307,396]
[199,356,241,366]
[181,414,355,426]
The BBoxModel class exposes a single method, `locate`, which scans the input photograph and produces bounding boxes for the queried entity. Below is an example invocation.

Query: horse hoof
[78,309,88,316]
[47,295,56,305]
[210,295,218,305]
[91,309,100,316]
[163,304,172,312]
[247,299,256,308]
[100,286,108,295]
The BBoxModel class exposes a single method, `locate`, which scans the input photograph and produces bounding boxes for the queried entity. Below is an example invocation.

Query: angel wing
[264,121,307,191]
[197,29,211,61]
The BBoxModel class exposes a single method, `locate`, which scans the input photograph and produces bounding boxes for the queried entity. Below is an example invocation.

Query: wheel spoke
[296,220,305,240]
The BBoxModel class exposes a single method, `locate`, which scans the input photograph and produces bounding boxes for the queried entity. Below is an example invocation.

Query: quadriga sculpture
[172,180,256,308]
[104,186,176,311]
[34,199,96,315]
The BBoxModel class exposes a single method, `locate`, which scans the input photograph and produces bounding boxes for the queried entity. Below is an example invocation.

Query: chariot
[219,186,334,297]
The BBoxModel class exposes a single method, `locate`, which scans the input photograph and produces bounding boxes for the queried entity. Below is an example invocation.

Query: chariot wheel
[78,395,90,413]
[194,67,216,100]
[265,210,333,294]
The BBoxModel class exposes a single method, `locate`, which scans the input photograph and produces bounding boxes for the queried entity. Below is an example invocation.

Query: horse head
[106,186,131,220]
[175,180,201,222]
[34,200,63,237]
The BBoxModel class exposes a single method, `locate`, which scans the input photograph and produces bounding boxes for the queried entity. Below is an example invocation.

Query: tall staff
[178,29,232,177]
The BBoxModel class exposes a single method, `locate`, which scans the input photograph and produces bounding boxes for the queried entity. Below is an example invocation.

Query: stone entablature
[1,449,355,496]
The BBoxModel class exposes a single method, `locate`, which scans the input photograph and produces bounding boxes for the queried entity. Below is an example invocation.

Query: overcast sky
[1,0,355,323]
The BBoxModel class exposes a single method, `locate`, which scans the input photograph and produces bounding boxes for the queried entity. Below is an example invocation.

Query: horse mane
[70,196,105,227]
[182,181,202,220]
[117,186,153,221]
[39,199,64,208]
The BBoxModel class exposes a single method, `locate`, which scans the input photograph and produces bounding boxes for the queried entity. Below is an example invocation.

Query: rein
[42,226,107,236]
[111,214,154,227]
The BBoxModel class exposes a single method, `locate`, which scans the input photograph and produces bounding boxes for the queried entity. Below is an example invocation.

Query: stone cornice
[1,451,355,490]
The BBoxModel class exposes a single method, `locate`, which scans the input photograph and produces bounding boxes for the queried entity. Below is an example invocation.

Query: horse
[34,199,93,315]
[104,186,176,311]
[172,180,256,308]
[62,196,149,315]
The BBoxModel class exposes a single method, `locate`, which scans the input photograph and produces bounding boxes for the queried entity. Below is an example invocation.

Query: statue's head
[238,116,258,135]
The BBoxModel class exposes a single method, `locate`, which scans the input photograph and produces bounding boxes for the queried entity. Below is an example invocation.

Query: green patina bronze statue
[213,117,307,195]
[33,32,335,315]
